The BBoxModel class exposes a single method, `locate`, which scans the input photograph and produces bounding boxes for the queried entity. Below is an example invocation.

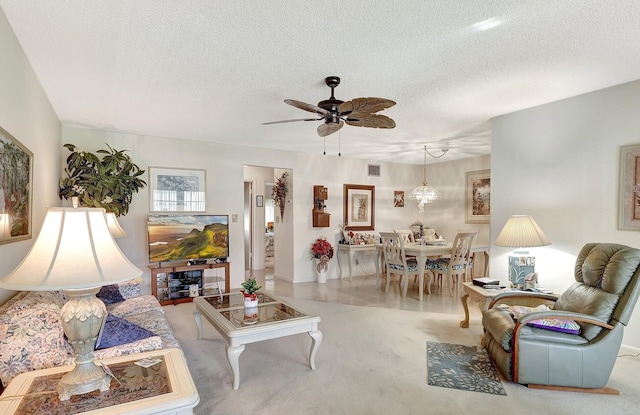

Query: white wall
[62,126,490,290]
[0,9,61,304]
[491,79,640,348]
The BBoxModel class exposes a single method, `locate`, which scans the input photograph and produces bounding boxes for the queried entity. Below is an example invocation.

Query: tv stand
[150,262,230,306]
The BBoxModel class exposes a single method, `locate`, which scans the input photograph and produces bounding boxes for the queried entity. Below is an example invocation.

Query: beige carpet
[164,298,640,415]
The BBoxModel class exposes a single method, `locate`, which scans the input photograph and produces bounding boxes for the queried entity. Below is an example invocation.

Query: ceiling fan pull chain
[338,130,341,156]
[323,136,326,155]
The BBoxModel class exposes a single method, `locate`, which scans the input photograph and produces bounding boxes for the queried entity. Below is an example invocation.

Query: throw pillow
[508,305,581,334]
[96,284,126,305]
[527,318,581,334]
[95,314,157,350]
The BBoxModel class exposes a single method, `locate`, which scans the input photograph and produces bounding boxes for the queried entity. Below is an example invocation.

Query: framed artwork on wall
[619,144,640,230]
[0,126,33,245]
[394,190,404,207]
[149,167,206,212]
[344,184,375,231]
[465,169,490,224]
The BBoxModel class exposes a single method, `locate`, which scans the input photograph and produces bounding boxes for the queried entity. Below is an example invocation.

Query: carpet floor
[164,297,640,415]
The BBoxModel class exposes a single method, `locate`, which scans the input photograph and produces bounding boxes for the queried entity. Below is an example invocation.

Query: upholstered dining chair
[427,232,476,296]
[379,232,430,299]
[482,243,640,394]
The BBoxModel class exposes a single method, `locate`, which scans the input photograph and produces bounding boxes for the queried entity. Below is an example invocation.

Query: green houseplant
[240,278,262,303]
[58,143,146,216]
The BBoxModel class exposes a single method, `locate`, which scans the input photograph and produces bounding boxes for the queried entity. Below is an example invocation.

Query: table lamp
[105,211,128,238]
[494,215,551,288]
[0,207,142,400]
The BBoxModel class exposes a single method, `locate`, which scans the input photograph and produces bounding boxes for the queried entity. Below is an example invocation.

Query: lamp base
[58,287,111,401]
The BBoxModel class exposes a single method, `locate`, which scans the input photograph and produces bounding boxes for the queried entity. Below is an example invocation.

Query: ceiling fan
[263,76,396,137]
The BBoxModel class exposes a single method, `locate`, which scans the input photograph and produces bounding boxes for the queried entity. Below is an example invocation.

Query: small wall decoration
[272,171,288,220]
[256,195,264,207]
[0,126,33,245]
[465,169,490,224]
[619,144,640,230]
[394,190,404,207]
[149,167,206,212]
[344,184,375,231]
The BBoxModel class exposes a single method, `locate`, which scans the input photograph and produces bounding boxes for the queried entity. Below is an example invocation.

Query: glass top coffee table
[193,292,322,390]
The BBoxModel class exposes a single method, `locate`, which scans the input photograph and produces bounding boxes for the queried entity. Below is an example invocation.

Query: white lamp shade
[0,207,141,290]
[494,215,551,248]
[105,212,128,238]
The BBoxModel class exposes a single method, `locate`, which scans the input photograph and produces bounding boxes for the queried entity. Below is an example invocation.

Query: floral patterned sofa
[0,278,180,389]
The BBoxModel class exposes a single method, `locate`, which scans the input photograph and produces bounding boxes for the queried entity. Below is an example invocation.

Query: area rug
[427,341,507,396]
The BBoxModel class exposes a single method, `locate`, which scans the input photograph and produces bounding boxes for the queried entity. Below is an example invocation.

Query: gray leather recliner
[482,243,640,391]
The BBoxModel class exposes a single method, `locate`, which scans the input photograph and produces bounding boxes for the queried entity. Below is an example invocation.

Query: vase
[243,295,259,307]
[315,258,327,284]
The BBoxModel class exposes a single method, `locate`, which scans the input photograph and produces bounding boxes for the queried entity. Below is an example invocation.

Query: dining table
[337,241,490,301]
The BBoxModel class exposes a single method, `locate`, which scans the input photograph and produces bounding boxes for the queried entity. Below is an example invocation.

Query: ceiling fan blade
[345,114,396,129]
[317,121,344,137]
[285,99,329,116]
[337,97,396,115]
[262,117,322,125]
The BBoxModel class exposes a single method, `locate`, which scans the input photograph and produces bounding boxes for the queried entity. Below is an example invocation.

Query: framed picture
[394,190,404,207]
[0,126,33,245]
[619,144,640,230]
[344,184,375,231]
[149,167,206,212]
[256,195,263,207]
[465,169,490,224]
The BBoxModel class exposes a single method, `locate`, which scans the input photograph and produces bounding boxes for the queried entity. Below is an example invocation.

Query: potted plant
[58,143,146,216]
[311,237,334,283]
[240,278,262,307]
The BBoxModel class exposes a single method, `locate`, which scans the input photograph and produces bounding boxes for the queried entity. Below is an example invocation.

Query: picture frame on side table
[344,184,375,231]
[149,167,206,212]
[619,144,640,230]
[0,126,33,245]
[465,169,490,224]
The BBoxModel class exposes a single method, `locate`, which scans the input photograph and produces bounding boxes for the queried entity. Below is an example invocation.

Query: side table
[0,348,199,415]
[460,281,558,328]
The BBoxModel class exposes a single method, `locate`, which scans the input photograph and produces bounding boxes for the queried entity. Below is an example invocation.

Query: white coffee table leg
[193,309,203,340]
[227,344,245,390]
[308,330,322,370]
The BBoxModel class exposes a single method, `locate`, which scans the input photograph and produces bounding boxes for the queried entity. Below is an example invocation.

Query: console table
[336,244,380,281]
[0,348,199,415]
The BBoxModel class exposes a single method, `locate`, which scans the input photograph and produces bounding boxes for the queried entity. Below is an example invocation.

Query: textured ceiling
[2,1,640,165]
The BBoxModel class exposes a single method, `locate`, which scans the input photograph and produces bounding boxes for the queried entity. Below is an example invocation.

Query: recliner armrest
[489,292,558,309]
[516,310,613,330]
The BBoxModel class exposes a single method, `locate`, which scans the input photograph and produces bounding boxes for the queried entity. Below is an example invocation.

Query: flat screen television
[148,214,229,263]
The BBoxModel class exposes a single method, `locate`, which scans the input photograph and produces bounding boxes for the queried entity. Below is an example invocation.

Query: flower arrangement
[271,171,288,219]
[311,237,334,273]
[58,143,146,216]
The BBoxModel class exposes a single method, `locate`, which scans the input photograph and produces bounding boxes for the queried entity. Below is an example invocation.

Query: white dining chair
[380,232,431,299]
[427,232,477,296]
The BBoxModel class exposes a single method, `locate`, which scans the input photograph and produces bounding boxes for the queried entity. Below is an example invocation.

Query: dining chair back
[393,229,415,245]
[427,231,477,296]
[379,232,429,298]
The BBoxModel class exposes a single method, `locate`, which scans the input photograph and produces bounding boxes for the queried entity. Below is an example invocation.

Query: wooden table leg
[460,292,470,328]
[308,330,322,370]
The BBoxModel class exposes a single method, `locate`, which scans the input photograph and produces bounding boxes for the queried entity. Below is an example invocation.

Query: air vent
[368,164,381,177]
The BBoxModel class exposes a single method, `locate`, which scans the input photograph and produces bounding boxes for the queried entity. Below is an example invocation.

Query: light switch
[232,214,238,222]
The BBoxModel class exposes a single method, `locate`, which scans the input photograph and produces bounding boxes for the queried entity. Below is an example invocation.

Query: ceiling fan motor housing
[319,76,343,123]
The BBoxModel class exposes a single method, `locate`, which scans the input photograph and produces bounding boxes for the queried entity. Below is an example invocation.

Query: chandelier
[409,146,448,213]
